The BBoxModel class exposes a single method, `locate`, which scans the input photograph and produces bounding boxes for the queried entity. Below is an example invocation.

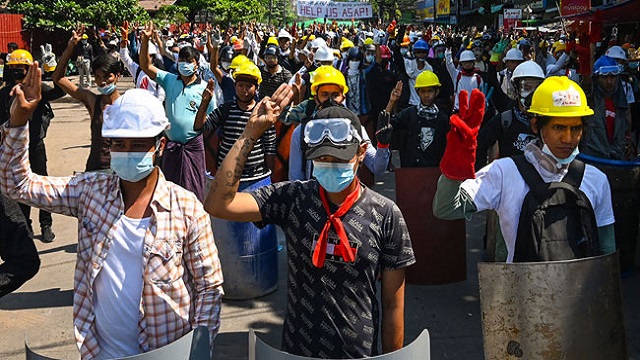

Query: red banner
[561,0,591,17]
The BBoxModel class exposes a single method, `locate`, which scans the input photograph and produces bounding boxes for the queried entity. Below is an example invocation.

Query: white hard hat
[605,45,627,61]
[102,89,170,138]
[310,38,326,49]
[165,39,175,48]
[459,50,476,62]
[278,29,292,40]
[314,46,334,62]
[511,60,545,82]
[503,48,524,62]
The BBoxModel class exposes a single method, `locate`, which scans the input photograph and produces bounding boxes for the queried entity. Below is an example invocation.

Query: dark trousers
[0,195,40,298]
[19,140,52,228]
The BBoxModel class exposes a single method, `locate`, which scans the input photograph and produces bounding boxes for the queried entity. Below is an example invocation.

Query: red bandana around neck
[312,183,360,268]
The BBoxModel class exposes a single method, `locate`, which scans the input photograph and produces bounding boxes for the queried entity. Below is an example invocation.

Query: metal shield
[478,253,627,359]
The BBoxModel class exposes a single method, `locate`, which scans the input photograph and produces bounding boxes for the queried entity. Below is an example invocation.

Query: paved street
[0,76,638,359]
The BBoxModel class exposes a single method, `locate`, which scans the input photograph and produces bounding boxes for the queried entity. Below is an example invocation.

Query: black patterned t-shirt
[250,180,415,359]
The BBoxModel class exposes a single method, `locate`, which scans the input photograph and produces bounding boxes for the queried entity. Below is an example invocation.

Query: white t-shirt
[461,157,615,263]
[94,215,150,359]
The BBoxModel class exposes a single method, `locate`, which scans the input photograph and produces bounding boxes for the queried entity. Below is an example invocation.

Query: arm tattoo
[226,136,256,188]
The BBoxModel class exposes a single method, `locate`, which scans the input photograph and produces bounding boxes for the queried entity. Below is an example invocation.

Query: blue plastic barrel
[209,175,278,299]
[578,153,640,272]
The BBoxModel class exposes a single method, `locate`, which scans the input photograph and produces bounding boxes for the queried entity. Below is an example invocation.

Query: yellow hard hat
[267,36,279,47]
[82,34,89,40]
[431,35,441,41]
[364,38,374,45]
[6,49,33,65]
[232,62,262,84]
[552,41,566,53]
[415,70,441,89]
[528,76,594,117]
[230,35,238,43]
[229,54,250,70]
[311,65,348,96]
[43,63,56,72]
[340,38,354,51]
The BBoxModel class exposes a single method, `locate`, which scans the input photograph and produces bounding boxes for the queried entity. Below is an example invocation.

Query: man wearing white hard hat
[605,45,636,106]
[0,64,223,359]
[491,48,525,113]
[445,48,483,111]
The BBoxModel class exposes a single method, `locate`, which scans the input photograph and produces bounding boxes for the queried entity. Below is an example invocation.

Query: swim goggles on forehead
[595,65,623,76]
[304,118,362,145]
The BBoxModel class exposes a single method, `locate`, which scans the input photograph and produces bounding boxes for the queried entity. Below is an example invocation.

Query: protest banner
[297,0,373,19]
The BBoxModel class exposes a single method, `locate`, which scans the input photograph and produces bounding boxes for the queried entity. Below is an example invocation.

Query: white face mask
[542,143,580,167]
[348,60,360,70]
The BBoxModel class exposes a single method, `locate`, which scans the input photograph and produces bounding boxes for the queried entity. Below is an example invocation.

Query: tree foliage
[7,0,149,31]
[370,0,416,21]
[153,0,268,28]
[268,0,294,27]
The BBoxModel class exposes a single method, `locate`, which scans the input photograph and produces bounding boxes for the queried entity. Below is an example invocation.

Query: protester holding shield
[434,77,616,262]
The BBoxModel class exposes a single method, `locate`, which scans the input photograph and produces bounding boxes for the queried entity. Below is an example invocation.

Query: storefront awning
[564,0,640,24]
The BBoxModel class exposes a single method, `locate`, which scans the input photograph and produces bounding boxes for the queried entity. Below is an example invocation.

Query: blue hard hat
[413,39,429,51]
[593,55,622,75]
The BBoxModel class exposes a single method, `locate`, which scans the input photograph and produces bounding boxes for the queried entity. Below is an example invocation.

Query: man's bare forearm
[207,133,257,211]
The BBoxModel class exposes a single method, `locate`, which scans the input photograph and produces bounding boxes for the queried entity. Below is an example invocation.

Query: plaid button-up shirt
[0,124,224,359]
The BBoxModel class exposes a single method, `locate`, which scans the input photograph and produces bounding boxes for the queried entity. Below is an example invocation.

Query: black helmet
[347,46,363,61]
[219,46,234,62]
[264,45,278,57]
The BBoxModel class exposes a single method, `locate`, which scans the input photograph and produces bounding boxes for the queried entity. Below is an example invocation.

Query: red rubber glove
[440,89,485,181]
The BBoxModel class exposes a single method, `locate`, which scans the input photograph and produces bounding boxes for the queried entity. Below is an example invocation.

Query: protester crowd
[0,16,637,359]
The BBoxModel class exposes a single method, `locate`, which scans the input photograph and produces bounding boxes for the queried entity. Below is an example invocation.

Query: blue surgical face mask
[97,82,116,95]
[365,55,375,63]
[629,61,639,70]
[542,143,580,167]
[400,48,409,56]
[312,160,356,193]
[178,61,196,76]
[110,150,156,182]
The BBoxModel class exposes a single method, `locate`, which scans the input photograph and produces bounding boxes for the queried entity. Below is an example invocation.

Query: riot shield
[478,253,627,359]
[395,167,466,284]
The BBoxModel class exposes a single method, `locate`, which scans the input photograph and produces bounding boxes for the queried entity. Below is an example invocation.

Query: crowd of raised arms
[0,15,636,359]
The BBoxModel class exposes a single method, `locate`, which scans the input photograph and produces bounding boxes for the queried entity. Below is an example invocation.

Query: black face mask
[320,98,344,110]
[4,67,25,84]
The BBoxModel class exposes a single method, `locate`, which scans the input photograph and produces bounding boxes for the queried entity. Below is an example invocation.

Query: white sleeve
[546,52,569,76]
[625,82,635,104]
[592,170,616,227]
[119,47,138,80]
[460,161,504,212]
[445,52,458,83]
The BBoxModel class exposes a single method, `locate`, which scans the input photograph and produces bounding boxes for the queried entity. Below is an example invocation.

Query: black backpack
[512,155,601,262]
